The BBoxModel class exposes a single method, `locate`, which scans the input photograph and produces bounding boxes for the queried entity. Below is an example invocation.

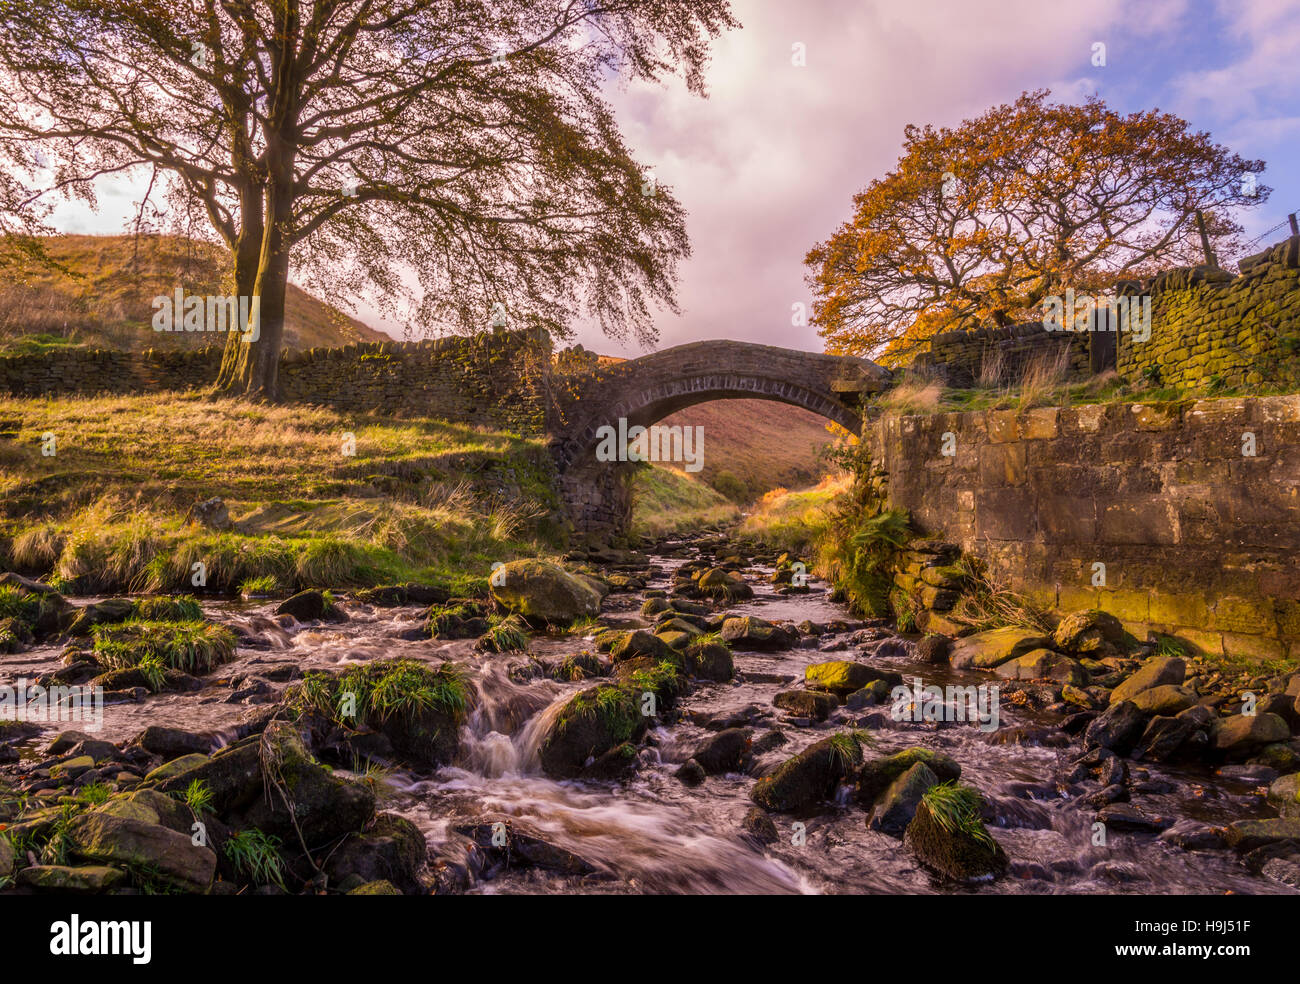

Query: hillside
[0,234,389,354]
[646,398,837,501]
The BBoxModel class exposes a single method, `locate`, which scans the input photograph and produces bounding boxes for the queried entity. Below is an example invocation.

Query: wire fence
[1242,210,1299,251]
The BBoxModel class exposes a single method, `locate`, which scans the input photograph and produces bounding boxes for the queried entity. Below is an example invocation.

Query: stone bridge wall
[0,330,551,435]
[865,396,1300,662]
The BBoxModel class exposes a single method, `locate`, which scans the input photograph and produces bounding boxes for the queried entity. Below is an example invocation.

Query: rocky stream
[2,534,1299,895]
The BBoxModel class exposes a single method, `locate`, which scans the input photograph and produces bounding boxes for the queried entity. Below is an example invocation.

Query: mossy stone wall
[864,396,1300,662]
[1117,236,1300,391]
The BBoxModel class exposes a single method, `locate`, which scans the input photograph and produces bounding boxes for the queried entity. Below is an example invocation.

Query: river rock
[324,813,428,895]
[1131,715,1195,762]
[868,761,938,836]
[948,627,1051,670]
[1109,655,1185,704]
[489,559,603,626]
[749,736,861,812]
[1268,773,1300,818]
[741,807,779,845]
[131,725,214,760]
[904,798,1008,881]
[1094,802,1173,832]
[238,722,376,843]
[1083,700,1146,754]
[687,640,734,681]
[693,728,752,775]
[17,865,128,893]
[609,630,677,664]
[1130,685,1198,716]
[276,589,337,622]
[1223,817,1300,852]
[993,649,1086,685]
[65,598,136,635]
[1212,712,1291,756]
[773,689,837,721]
[1159,820,1227,851]
[147,738,263,813]
[914,635,951,664]
[452,815,599,876]
[721,616,796,651]
[855,747,961,805]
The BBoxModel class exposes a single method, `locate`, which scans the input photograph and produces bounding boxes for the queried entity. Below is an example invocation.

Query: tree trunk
[215,183,267,393]
[216,178,293,398]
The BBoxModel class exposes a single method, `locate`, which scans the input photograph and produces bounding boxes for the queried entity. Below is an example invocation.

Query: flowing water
[4,539,1294,895]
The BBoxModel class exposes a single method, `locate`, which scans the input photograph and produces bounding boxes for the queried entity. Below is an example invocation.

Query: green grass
[91,619,237,674]
[564,685,641,743]
[177,779,214,815]
[828,730,870,771]
[223,829,287,889]
[238,574,280,596]
[737,475,848,554]
[922,781,995,849]
[290,658,473,730]
[0,391,564,596]
[133,595,203,622]
[477,614,530,653]
[631,463,740,539]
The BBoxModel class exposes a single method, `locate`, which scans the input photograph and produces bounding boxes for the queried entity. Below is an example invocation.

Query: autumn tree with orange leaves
[806,90,1268,363]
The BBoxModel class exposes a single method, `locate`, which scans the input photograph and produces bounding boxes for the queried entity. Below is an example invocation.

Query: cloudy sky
[48,0,1300,358]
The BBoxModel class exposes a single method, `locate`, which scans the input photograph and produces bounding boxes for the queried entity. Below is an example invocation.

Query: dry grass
[874,379,944,414]
[0,391,561,593]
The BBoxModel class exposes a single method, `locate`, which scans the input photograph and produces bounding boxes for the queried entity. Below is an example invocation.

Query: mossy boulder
[686,639,734,681]
[749,735,863,812]
[1223,817,1300,852]
[948,627,1051,670]
[324,813,428,895]
[238,721,376,844]
[17,865,127,893]
[609,629,677,664]
[66,812,216,892]
[1267,773,1300,818]
[855,747,962,805]
[538,684,646,778]
[868,761,938,836]
[805,660,902,696]
[904,795,1007,881]
[489,559,603,626]
[346,879,402,895]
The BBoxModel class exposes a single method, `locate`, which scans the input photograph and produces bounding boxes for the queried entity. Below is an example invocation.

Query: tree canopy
[0,0,738,394]
[806,90,1268,361]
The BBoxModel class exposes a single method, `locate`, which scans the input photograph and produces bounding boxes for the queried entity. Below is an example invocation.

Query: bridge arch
[549,340,890,538]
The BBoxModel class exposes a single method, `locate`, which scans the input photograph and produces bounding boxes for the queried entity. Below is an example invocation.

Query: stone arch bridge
[548,340,891,538]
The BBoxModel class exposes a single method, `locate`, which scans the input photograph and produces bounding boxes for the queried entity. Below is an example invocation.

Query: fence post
[1289,212,1299,237]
